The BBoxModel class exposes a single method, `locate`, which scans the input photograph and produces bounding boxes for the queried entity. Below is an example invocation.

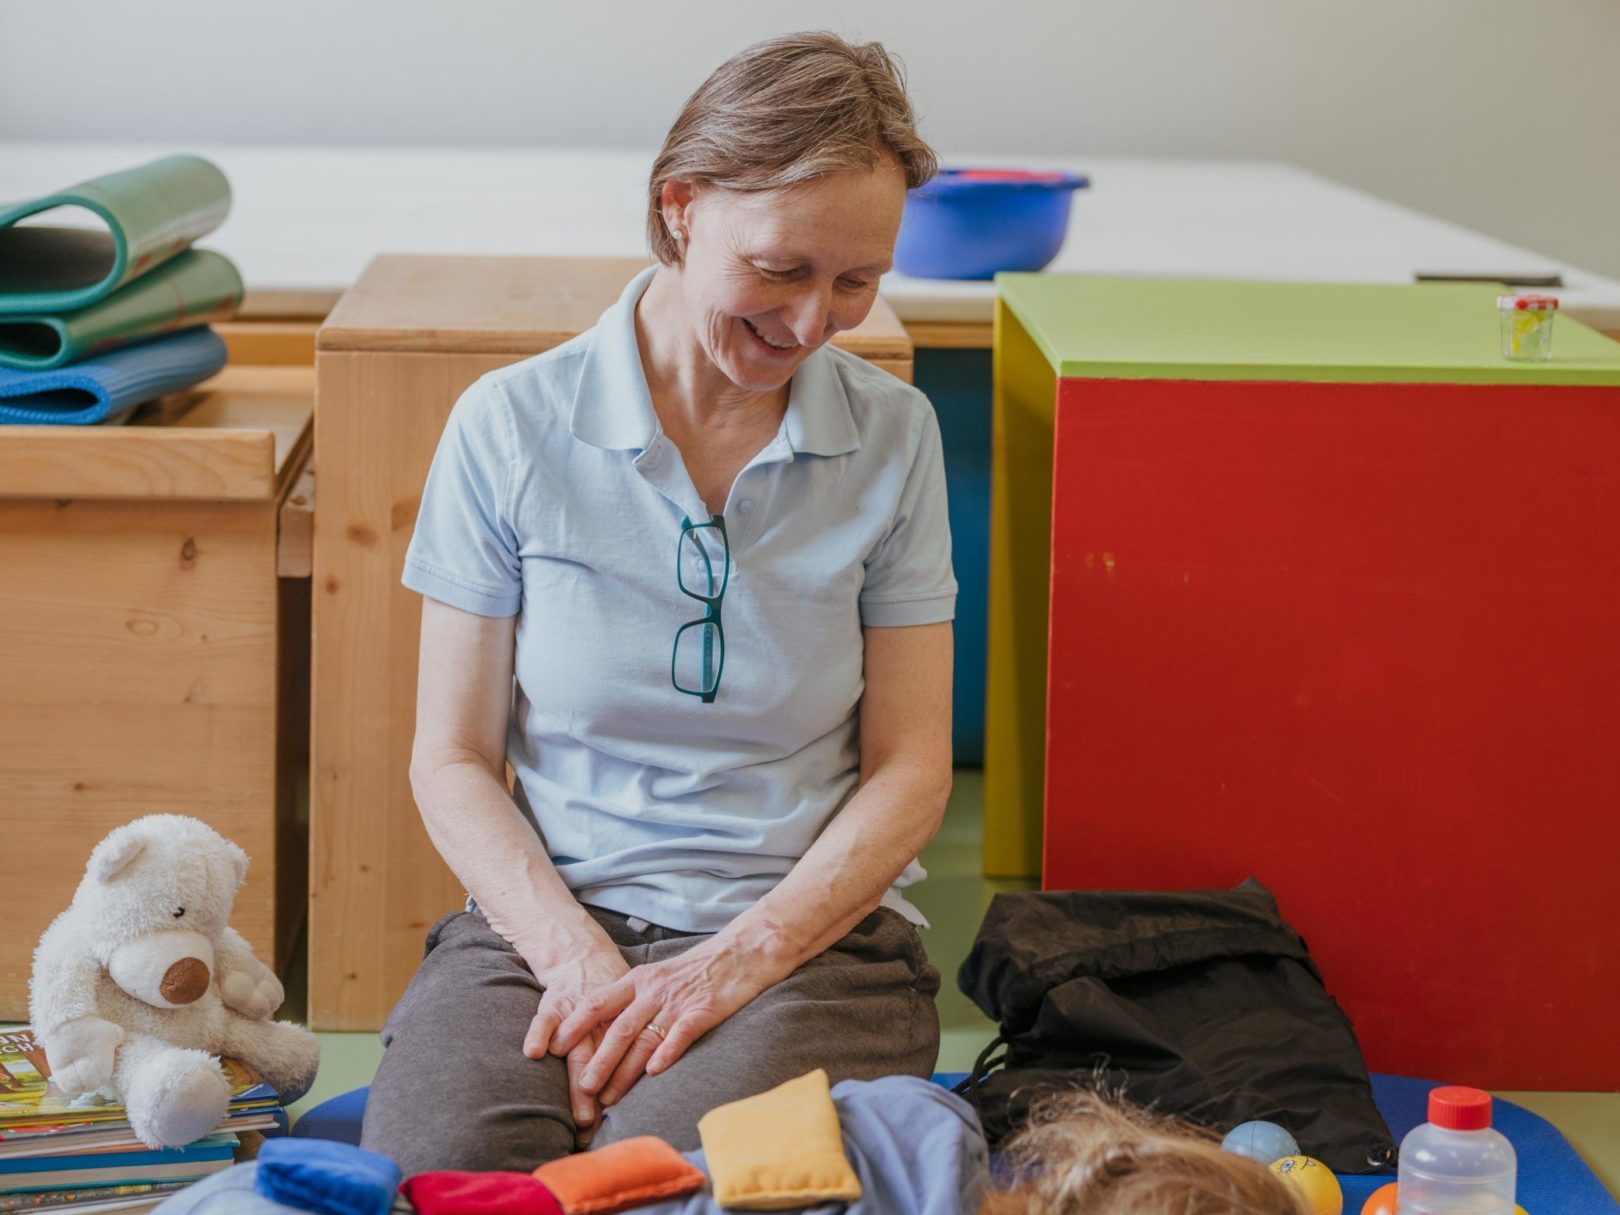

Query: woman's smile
[740,316,799,357]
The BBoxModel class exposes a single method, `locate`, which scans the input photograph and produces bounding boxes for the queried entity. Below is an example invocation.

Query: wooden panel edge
[905,321,995,350]
[277,449,315,579]
[219,321,320,366]
[0,428,278,501]
[316,326,586,355]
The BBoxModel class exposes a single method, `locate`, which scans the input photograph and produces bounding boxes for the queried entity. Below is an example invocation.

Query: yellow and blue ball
[1269,1155,1343,1215]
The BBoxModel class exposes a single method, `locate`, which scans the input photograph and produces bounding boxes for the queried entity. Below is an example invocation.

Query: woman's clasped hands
[532,938,780,1136]
[522,946,630,1146]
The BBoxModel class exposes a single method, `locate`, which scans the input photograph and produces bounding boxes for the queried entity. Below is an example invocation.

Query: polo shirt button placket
[728,496,758,556]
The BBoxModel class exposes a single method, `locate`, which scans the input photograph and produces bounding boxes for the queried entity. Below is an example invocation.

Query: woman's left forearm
[711,754,952,982]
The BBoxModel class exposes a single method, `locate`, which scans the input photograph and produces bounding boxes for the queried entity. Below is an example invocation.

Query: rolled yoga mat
[0,326,227,425]
[0,249,243,370]
[0,155,231,315]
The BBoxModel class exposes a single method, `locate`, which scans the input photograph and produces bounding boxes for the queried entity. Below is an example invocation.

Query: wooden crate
[0,367,314,1018]
[310,254,914,1029]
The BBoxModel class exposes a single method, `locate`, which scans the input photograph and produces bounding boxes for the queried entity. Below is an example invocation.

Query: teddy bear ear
[88,830,147,884]
[225,840,248,888]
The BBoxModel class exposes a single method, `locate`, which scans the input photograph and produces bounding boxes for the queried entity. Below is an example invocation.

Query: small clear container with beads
[1498,293,1558,362]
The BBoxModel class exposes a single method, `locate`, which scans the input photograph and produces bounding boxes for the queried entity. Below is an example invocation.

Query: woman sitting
[362,30,954,1175]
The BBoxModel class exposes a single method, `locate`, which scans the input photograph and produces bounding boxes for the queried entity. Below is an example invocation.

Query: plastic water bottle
[1397,1086,1516,1214]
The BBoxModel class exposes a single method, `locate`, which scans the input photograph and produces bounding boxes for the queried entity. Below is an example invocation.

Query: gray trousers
[359,905,941,1176]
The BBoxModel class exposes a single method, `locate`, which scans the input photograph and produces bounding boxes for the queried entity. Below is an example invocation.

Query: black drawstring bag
[955,878,1395,1173]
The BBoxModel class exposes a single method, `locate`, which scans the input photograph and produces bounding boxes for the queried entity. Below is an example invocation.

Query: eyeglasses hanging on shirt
[672,515,729,703]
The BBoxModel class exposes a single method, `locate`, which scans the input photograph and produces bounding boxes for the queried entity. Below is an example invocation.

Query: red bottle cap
[1428,1086,1493,1131]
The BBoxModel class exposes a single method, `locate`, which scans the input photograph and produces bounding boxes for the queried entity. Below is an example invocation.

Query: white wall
[3,0,1617,277]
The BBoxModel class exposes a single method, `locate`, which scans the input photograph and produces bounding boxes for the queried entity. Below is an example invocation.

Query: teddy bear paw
[220,966,283,1021]
[131,1060,230,1149]
[43,1017,124,1096]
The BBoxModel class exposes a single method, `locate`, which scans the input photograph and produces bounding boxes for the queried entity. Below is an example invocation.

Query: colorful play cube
[985,274,1620,1087]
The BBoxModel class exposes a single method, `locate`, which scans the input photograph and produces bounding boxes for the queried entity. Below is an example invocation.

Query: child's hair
[980,1090,1309,1215]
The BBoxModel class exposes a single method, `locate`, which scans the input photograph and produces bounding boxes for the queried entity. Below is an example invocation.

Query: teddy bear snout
[159,957,210,1005]
[108,930,215,1010]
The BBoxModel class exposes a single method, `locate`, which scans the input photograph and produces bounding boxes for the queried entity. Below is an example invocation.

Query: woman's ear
[661,179,696,242]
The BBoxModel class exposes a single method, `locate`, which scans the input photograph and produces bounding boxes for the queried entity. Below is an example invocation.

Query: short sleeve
[859,404,957,627]
[401,377,522,617]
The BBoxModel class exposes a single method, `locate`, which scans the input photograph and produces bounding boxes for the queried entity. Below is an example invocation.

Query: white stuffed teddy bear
[29,815,320,1149]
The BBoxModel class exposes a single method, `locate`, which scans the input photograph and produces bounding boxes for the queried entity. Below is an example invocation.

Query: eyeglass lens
[673,620,724,695]
[678,525,728,599]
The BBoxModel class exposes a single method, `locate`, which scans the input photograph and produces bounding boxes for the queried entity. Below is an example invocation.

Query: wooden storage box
[0,367,315,1017]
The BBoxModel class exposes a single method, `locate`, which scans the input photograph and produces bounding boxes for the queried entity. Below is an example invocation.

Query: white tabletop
[5,143,1618,329]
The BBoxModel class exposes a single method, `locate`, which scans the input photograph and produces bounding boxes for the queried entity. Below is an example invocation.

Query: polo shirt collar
[569,266,661,451]
[569,264,861,459]
[784,346,860,458]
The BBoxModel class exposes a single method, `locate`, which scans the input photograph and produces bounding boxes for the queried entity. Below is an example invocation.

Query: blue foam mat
[291,1086,369,1147]
[1343,1073,1616,1214]
[0,326,226,425]
[294,1074,1615,1213]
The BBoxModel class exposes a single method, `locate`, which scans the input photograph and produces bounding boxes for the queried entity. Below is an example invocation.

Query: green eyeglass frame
[671,515,729,703]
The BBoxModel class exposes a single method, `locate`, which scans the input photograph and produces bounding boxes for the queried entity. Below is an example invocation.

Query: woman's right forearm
[411,758,615,969]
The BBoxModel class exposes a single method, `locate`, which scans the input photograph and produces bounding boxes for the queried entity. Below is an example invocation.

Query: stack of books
[0,1029,284,1214]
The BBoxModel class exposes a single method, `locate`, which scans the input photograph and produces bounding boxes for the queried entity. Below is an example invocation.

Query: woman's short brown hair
[980,1090,1310,1215]
[646,32,937,265]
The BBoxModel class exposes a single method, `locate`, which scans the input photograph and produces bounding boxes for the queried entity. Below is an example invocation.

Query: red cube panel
[1043,376,1620,1090]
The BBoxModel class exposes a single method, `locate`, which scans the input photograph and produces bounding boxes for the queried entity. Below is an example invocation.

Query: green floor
[282,770,1617,1198]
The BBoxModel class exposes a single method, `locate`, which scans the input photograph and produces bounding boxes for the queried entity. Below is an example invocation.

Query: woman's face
[665,159,906,393]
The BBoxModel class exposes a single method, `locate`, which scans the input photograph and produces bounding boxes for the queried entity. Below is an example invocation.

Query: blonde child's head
[981,1090,1309,1215]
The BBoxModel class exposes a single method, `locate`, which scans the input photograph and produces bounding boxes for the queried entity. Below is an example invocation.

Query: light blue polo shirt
[401,266,956,933]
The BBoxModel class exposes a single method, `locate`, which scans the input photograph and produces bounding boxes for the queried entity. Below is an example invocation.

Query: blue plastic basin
[895,168,1089,281]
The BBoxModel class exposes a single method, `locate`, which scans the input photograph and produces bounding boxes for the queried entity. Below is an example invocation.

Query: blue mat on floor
[0,325,225,425]
[1347,1074,1615,1213]
[295,1074,1615,1213]
[293,1085,370,1146]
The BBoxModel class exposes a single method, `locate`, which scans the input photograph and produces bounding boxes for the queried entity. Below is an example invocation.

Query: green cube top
[996,274,1620,386]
